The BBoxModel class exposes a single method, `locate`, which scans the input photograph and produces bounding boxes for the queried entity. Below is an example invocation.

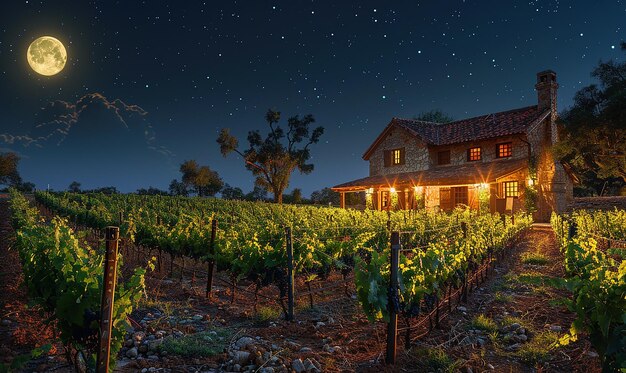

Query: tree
[16,181,35,193]
[555,42,626,191]
[88,186,118,194]
[0,152,21,187]
[68,181,81,193]
[245,185,269,202]
[221,183,245,200]
[284,188,304,204]
[136,187,168,195]
[217,109,324,203]
[179,160,224,196]
[169,179,189,196]
[414,109,454,123]
[310,187,340,206]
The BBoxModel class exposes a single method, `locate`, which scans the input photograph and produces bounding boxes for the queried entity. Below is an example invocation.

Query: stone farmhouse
[332,71,574,222]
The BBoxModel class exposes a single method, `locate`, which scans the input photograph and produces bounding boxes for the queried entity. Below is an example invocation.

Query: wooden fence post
[386,231,400,365]
[568,220,577,240]
[97,227,119,373]
[285,227,295,321]
[206,219,217,299]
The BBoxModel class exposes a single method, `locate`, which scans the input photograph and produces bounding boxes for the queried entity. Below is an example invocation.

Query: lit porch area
[332,158,529,213]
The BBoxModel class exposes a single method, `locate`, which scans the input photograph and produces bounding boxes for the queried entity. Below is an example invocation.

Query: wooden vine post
[97,227,119,373]
[386,231,400,365]
[206,219,218,299]
[285,227,295,321]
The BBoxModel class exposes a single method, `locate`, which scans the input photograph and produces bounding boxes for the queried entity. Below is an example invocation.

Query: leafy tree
[245,185,269,202]
[169,179,189,196]
[0,152,21,187]
[179,160,224,197]
[217,109,324,203]
[68,181,81,193]
[283,188,304,204]
[221,183,245,200]
[414,109,454,123]
[136,187,168,195]
[15,181,35,193]
[310,187,340,206]
[555,42,626,192]
[88,186,118,194]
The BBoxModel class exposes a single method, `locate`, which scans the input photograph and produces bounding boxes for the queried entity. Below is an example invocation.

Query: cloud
[0,93,176,191]
[29,93,151,146]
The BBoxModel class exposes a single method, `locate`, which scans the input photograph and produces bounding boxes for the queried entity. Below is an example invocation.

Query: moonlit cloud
[0,93,175,191]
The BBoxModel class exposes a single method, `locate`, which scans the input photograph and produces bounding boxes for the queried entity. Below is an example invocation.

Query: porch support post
[404,190,409,210]
[340,192,346,209]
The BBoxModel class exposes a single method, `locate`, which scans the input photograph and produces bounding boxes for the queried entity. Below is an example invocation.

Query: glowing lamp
[366,188,374,194]
[527,178,535,187]
[390,187,396,193]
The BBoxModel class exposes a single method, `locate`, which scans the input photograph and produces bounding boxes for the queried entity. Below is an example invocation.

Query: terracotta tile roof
[332,158,527,191]
[363,105,550,159]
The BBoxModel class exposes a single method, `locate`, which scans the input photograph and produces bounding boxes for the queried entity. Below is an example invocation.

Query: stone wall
[369,126,529,176]
[369,127,430,176]
[527,117,574,221]
[428,136,528,167]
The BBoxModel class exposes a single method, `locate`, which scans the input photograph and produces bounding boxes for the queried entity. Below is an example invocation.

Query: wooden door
[440,188,452,211]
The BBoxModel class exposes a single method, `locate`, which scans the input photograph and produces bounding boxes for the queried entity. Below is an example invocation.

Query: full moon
[27,36,67,76]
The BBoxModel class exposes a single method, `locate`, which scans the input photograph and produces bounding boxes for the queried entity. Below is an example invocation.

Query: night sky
[0,1,624,195]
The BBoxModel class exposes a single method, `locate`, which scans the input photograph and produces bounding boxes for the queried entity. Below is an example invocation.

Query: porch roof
[331,158,527,192]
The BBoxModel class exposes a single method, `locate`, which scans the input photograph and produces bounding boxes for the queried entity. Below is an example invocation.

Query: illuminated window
[503,181,519,197]
[496,142,513,158]
[467,147,481,161]
[438,150,451,165]
[385,148,404,166]
[393,149,401,165]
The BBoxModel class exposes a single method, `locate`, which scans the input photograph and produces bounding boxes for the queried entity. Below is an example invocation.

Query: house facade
[332,71,574,222]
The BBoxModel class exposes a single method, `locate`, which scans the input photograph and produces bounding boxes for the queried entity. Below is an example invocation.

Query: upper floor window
[438,150,451,165]
[384,148,405,167]
[392,149,402,165]
[467,147,481,162]
[503,181,519,197]
[496,142,513,158]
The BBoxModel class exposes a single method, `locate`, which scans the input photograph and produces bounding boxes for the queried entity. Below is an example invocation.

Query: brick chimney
[535,70,558,113]
[535,70,559,144]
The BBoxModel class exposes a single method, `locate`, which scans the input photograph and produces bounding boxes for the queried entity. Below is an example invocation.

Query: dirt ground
[0,199,603,372]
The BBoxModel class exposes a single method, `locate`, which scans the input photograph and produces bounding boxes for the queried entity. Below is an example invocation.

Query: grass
[139,297,179,318]
[256,305,282,322]
[470,314,498,333]
[161,328,232,357]
[515,272,555,296]
[520,252,549,265]
[494,291,513,303]
[501,316,529,330]
[408,347,462,373]
[516,331,559,365]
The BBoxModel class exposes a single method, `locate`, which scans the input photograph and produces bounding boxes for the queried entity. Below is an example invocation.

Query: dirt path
[391,225,602,372]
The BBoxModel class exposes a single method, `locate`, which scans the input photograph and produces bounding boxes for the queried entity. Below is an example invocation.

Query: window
[392,149,402,165]
[467,147,481,161]
[496,142,513,158]
[438,150,451,165]
[503,181,519,197]
[384,148,405,167]
[440,186,468,211]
